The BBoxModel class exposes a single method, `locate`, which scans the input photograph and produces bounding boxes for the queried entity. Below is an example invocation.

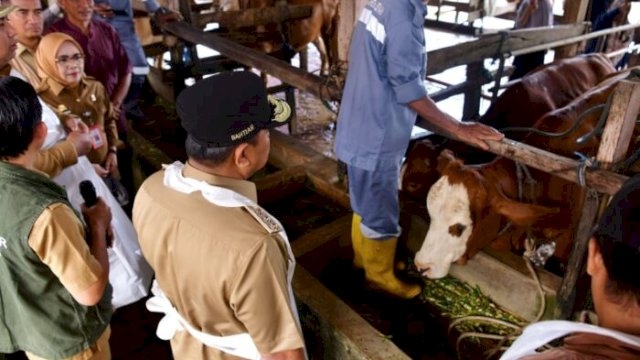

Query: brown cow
[481,53,615,137]
[230,0,338,72]
[400,54,616,204]
[414,68,640,279]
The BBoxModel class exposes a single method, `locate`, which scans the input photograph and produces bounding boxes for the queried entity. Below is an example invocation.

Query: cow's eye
[448,223,466,237]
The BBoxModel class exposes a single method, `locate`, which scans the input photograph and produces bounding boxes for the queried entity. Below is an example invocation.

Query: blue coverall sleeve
[385,21,427,104]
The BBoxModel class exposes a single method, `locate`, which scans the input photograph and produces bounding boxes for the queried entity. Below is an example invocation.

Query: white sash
[500,320,640,360]
[146,161,303,359]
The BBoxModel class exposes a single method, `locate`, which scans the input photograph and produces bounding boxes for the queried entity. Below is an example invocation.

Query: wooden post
[596,80,640,165]
[554,79,640,319]
[333,0,366,65]
[555,0,590,59]
[554,189,599,320]
[462,61,483,120]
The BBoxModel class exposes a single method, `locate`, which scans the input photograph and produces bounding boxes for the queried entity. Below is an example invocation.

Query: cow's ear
[490,193,560,226]
[437,149,463,174]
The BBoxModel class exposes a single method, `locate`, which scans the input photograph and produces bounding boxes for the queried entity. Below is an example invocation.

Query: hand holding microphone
[79,180,113,247]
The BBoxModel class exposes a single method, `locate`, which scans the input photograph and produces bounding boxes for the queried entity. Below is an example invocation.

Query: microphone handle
[79,180,98,207]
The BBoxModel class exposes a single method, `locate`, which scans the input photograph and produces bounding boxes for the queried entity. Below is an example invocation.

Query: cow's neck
[482,158,521,199]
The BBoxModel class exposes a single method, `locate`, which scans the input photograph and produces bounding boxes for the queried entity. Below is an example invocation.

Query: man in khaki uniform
[133,71,306,360]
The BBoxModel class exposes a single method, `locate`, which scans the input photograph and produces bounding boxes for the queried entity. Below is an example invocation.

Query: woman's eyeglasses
[55,53,84,65]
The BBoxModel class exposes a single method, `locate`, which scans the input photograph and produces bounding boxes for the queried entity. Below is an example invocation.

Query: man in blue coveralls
[334,0,504,299]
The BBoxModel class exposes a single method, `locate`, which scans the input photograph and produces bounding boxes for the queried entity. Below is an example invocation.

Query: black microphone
[79,180,98,207]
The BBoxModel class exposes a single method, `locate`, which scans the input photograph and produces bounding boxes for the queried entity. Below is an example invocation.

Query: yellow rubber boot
[351,213,364,268]
[361,236,422,299]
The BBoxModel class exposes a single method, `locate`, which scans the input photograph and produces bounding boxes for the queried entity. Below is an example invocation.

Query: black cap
[177,71,291,148]
[593,174,640,286]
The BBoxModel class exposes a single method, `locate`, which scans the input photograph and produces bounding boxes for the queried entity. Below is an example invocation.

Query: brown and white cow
[414,68,640,279]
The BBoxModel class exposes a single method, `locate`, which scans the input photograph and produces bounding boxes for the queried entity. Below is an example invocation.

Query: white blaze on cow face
[414,175,473,279]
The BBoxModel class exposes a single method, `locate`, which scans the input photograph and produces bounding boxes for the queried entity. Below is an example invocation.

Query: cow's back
[481,54,616,137]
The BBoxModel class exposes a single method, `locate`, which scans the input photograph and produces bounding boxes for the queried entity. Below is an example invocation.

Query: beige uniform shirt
[27,202,109,360]
[38,77,117,165]
[133,163,304,359]
[10,43,39,86]
[28,203,102,295]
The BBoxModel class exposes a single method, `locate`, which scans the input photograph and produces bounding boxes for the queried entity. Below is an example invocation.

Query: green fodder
[420,276,525,337]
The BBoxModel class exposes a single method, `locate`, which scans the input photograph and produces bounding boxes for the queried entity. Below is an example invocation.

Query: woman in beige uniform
[35,32,119,179]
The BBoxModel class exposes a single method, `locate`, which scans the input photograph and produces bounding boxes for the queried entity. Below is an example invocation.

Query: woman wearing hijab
[36,32,119,179]
[24,32,153,309]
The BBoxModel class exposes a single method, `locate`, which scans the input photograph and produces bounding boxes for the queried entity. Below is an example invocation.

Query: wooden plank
[333,0,365,64]
[162,21,343,100]
[440,0,475,12]
[147,67,174,102]
[554,189,599,319]
[555,0,590,58]
[268,129,325,169]
[128,126,173,170]
[560,0,590,25]
[424,18,478,36]
[462,61,483,120]
[427,24,588,75]
[449,251,558,322]
[194,5,313,29]
[255,166,308,204]
[292,214,352,257]
[485,139,629,196]
[293,265,411,359]
[596,80,640,166]
[483,248,562,294]
[307,172,351,210]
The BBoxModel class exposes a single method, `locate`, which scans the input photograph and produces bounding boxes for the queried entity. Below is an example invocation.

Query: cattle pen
[116,0,640,358]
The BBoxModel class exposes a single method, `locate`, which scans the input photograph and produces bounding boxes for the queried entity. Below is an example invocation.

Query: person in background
[334,0,503,299]
[134,71,306,359]
[0,3,17,75]
[508,0,554,80]
[0,75,113,360]
[502,174,640,359]
[585,0,632,65]
[93,0,179,123]
[46,0,131,137]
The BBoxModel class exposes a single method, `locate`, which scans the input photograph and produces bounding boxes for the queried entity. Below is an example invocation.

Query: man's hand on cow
[94,3,115,19]
[454,122,504,151]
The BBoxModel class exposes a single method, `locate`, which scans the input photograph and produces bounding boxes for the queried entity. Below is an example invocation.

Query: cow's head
[414,150,560,279]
